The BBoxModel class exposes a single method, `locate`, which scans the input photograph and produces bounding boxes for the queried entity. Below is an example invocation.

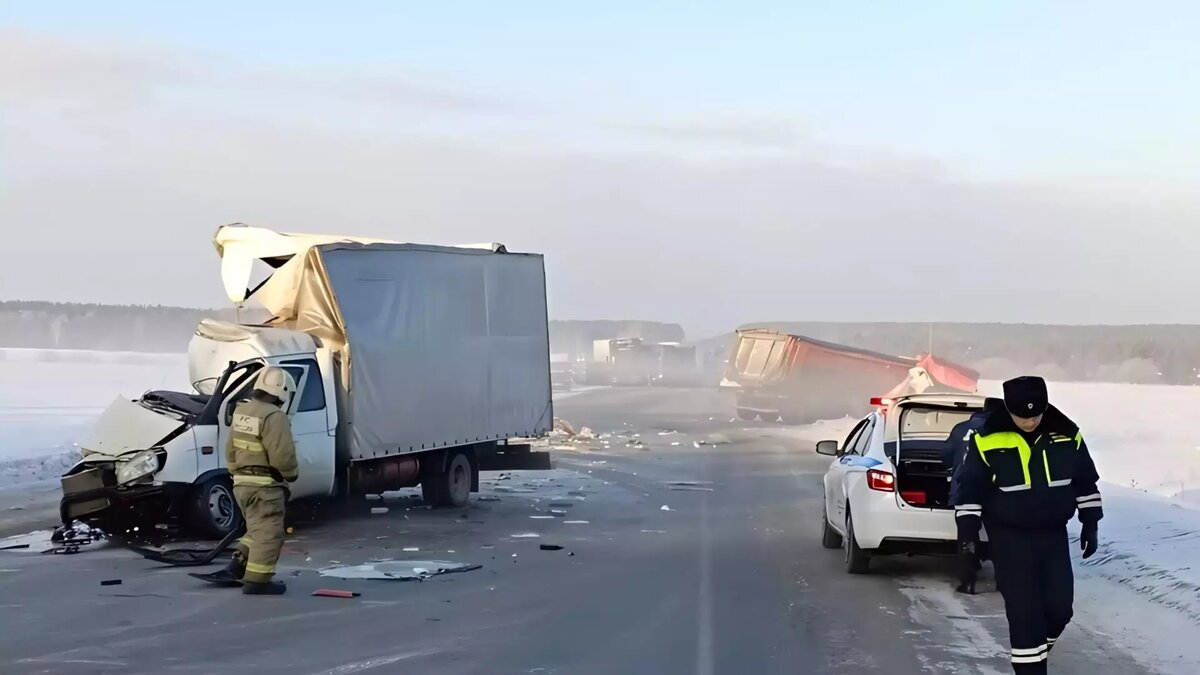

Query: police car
[817,393,986,573]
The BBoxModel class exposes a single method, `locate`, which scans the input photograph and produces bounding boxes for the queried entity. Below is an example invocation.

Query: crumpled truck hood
[80,396,188,459]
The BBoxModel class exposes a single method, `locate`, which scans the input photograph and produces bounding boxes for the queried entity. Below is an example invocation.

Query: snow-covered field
[0,349,188,487]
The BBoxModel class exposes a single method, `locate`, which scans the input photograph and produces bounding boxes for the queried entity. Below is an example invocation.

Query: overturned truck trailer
[720,329,977,423]
[60,224,554,537]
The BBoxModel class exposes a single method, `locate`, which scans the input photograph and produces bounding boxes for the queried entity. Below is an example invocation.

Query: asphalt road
[0,388,1155,674]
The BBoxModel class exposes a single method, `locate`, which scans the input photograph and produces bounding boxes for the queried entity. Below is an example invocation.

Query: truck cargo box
[284,242,554,461]
[721,329,974,423]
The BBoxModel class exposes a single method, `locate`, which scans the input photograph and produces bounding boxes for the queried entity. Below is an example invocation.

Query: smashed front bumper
[59,463,165,526]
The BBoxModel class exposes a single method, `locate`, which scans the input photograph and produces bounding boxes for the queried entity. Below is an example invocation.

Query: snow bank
[0,350,187,487]
[1076,485,1200,622]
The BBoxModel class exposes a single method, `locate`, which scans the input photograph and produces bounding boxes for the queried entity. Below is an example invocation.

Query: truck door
[280,358,336,499]
[210,361,267,476]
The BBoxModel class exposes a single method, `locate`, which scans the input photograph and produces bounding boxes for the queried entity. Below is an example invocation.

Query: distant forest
[697,322,1200,386]
[0,301,684,363]
[3,302,1200,385]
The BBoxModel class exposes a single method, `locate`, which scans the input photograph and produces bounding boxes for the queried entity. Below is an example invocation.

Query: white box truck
[60,225,554,537]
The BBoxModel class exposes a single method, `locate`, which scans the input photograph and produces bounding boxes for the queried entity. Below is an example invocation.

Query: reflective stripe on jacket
[954,402,1103,529]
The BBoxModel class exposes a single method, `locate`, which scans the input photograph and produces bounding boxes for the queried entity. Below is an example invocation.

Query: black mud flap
[118,526,243,567]
[188,570,243,587]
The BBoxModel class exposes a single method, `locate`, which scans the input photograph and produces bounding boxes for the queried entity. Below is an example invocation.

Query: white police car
[817,393,986,573]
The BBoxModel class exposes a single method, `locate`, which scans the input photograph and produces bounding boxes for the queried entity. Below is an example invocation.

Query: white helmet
[254,367,295,408]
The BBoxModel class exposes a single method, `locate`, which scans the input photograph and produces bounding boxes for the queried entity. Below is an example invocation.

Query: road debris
[402,547,420,552]
[641,530,667,534]
[563,520,590,525]
[0,543,31,551]
[511,533,541,538]
[370,507,389,515]
[530,515,555,520]
[313,589,361,598]
[550,509,568,516]
[539,544,564,551]
[319,560,481,581]
[100,579,122,586]
[478,496,502,502]
[660,505,672,512]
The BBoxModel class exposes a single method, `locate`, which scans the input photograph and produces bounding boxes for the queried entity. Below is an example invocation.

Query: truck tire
[844,509,871,574]
[821,508,843,549]
[736,408,758,421]
[191,475,243,539]
[422,450,473,508]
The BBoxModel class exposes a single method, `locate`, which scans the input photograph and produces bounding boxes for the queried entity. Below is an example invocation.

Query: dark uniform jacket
[953,401,1103,530]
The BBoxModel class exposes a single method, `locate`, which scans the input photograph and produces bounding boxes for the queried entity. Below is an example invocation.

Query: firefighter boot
[242,580,287,595]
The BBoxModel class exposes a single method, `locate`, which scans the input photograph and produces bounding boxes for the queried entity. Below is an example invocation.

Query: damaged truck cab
[61,224,555,537]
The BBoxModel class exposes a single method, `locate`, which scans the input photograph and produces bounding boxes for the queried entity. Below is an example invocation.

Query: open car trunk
[892,403,980,509]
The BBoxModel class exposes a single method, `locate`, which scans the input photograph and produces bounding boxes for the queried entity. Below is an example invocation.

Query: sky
[2,1,1198,338]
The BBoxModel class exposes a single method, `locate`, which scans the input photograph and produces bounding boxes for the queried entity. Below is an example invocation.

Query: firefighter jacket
[225,399,298,488]
[953,399,1103,530]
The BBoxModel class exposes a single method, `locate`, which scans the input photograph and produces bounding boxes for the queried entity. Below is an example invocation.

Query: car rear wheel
[735,408,758,421]
[821,507,843,549]
[844,509,871,574]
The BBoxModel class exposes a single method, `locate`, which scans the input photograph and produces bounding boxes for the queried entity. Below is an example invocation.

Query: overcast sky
[2,1,1198,338]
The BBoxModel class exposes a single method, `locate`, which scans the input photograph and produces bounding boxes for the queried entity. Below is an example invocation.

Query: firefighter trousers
[232,485,287,584]
[988,523,1074,674]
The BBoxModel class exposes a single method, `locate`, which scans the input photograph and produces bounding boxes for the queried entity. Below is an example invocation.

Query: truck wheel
[821,508,843,549]
[191,475,243,539]
[422,451,473,508]
[735,408,758,421]
[844,510,871,574]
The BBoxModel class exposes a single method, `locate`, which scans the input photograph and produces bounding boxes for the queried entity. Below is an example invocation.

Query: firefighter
[220,367,299,595]
[954,376,1102,673]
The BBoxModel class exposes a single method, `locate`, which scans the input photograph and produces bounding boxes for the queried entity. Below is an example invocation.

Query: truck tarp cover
[284,242,552,460]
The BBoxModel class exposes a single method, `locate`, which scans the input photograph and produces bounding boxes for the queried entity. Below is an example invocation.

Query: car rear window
[893,405,977,441]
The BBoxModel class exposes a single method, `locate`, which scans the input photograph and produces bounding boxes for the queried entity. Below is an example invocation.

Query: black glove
[956,539,979,594]
[1080,521,1099,560]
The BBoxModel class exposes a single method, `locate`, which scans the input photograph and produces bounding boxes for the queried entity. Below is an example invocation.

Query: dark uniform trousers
[989,524,1074,674]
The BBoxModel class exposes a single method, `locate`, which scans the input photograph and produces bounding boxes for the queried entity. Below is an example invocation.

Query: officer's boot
[242,580,287,595]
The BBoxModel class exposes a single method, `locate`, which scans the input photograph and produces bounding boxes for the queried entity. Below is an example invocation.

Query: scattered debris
[0,543,30,551]
[402,547,420,552]
[577,427,598,439]
[370,507,389,515]
[477,495,502,502]
[550,417,577,437]
[671,442,681,446]
[510,533,541,539]
[568,552,576,557]
[319,560,481,581]
[641,530,667,534]
[563,520,590,525]
[549,501,575,508]
[313,589,361,598]
[100,579,122,586]
[660,505,672,512]
[549,509,567,516]
[670,485,714,492]
[530,515,556,520]
[657,430,678,436]
[539,544,564,551]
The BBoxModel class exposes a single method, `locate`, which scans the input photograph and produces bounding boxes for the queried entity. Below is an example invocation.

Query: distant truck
[720,329,977,423]
[60,225,554,537]
[650,342,701,387]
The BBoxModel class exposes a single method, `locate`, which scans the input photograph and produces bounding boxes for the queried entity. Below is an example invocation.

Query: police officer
[954,376,1102,673]
[222,367,299,595]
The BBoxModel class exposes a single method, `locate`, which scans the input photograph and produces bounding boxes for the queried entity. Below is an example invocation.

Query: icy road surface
[2,385,1199,674]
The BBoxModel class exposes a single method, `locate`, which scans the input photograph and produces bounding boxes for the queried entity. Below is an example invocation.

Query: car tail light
[866,469,895,492]
[901,490,927,505]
